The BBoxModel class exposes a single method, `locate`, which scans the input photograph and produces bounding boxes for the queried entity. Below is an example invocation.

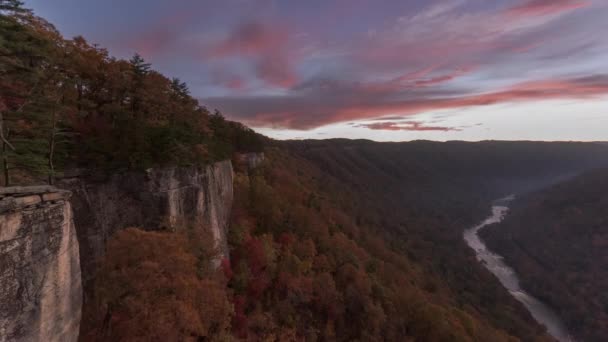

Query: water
[463,196,573,342]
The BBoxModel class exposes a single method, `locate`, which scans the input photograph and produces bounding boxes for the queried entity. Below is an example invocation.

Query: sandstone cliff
[0,187,82,342]
[236,152,265,170]
[58,160,234,299]
[0,159,240,341]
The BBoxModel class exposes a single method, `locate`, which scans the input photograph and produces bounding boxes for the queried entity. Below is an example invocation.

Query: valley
[464,197,571,342]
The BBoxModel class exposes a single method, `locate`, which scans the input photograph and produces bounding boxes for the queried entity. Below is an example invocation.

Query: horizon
[24,0,608,141]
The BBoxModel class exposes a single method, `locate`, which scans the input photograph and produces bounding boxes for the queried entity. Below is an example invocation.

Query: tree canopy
[0,5,263,185]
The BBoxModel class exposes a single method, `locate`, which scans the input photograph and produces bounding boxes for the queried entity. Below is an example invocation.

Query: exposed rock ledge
[0,187,82,342]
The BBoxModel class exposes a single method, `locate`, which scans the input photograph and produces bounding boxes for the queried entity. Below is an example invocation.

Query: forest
[481,169,608,341]
[82,140,608,341]
[3,2,608,341]
[0,1,262,186]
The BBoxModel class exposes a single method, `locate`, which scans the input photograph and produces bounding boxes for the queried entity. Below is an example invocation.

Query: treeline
[0,1,262,186]
[481,169,608,341]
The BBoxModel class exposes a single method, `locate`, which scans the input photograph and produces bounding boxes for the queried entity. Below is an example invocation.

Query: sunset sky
[25,0,608,141]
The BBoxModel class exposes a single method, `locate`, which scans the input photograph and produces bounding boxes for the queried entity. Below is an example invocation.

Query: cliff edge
[0,187,82,342]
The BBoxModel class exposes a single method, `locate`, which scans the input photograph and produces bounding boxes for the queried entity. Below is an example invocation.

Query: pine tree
[130,53,150,76]
[0,0,28,13]
[0,6,41,184]
[171,77,190,98]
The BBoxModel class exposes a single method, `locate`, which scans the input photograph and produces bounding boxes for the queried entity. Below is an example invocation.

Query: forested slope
[220,147,550,341]
[481,169,608,341]
[281,139,608,339]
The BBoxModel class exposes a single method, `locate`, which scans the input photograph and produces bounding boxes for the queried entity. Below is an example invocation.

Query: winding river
[463,196,573,342]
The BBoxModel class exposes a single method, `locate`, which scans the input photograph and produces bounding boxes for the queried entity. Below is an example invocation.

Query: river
[463,196,573,342]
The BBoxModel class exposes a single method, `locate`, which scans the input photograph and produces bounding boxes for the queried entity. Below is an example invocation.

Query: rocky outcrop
[0,187,82,342]
[236,152,265,170]
[57,160,234,299]
[0,160,235,341]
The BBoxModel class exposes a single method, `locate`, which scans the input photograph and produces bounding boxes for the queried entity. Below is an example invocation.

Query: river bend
[463,197,572,342]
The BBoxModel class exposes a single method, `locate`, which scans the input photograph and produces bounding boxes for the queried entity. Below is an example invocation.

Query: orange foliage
[81,228,232,342]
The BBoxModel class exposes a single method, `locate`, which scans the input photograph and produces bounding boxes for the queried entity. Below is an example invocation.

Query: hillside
[79,140,608,341]
[481,169,608,341]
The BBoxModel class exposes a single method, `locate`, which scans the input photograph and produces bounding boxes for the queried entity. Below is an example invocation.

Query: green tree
[0,6,50,184]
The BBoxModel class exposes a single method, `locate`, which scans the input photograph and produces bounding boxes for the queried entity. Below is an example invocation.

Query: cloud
[204,74,608,129]
[356,121,460,132]
[506,0,590,17]
[94,0,606,135]
[118,10,300,89]
[211,69,247,90]
[254,55,297,89]
[119,9,201,58]
[208,20,297,88]
[414,67,476,87]
[210,21,287,57]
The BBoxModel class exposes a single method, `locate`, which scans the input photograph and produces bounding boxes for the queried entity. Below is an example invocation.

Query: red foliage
[278,232,295,248]
[245,237,267,275]
[232,295,248,338]
[221,257,233,280]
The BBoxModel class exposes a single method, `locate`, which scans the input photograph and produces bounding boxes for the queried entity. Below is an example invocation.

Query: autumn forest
[1,1,608,342]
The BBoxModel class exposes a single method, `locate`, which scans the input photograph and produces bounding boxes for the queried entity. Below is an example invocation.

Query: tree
[1,5,261,182]
[0,7,48,184]
[0,0,31,16]
[129,53,150,76]
[171,77,190,98]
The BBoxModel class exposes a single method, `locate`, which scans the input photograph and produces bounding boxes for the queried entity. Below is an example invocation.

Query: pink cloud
[121,11,196,58]
[205,75,608,129]
[506,0,590,17]
[208,21,297,88]
[414,67,476,87]
[210,21,288,58]
[255,56,297,89]
[357,121,460,132]
[392,65,442,83]
[211,69,247,90]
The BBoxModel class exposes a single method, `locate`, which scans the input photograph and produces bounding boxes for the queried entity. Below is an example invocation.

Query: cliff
[0,187,82,342]
[57,160,234,300]
[236,152,265,170]
[0,160,238,341]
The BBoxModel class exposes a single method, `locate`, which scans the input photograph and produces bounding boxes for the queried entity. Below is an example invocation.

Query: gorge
[2,4,608,339]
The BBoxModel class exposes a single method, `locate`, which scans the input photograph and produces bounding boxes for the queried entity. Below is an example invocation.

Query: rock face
[57,160,234,299]
[0,160,235,341]
[0,188,82,342]
[236,152,265,170]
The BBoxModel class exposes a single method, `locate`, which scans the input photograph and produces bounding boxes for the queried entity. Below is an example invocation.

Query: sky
[24,0,608,141]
